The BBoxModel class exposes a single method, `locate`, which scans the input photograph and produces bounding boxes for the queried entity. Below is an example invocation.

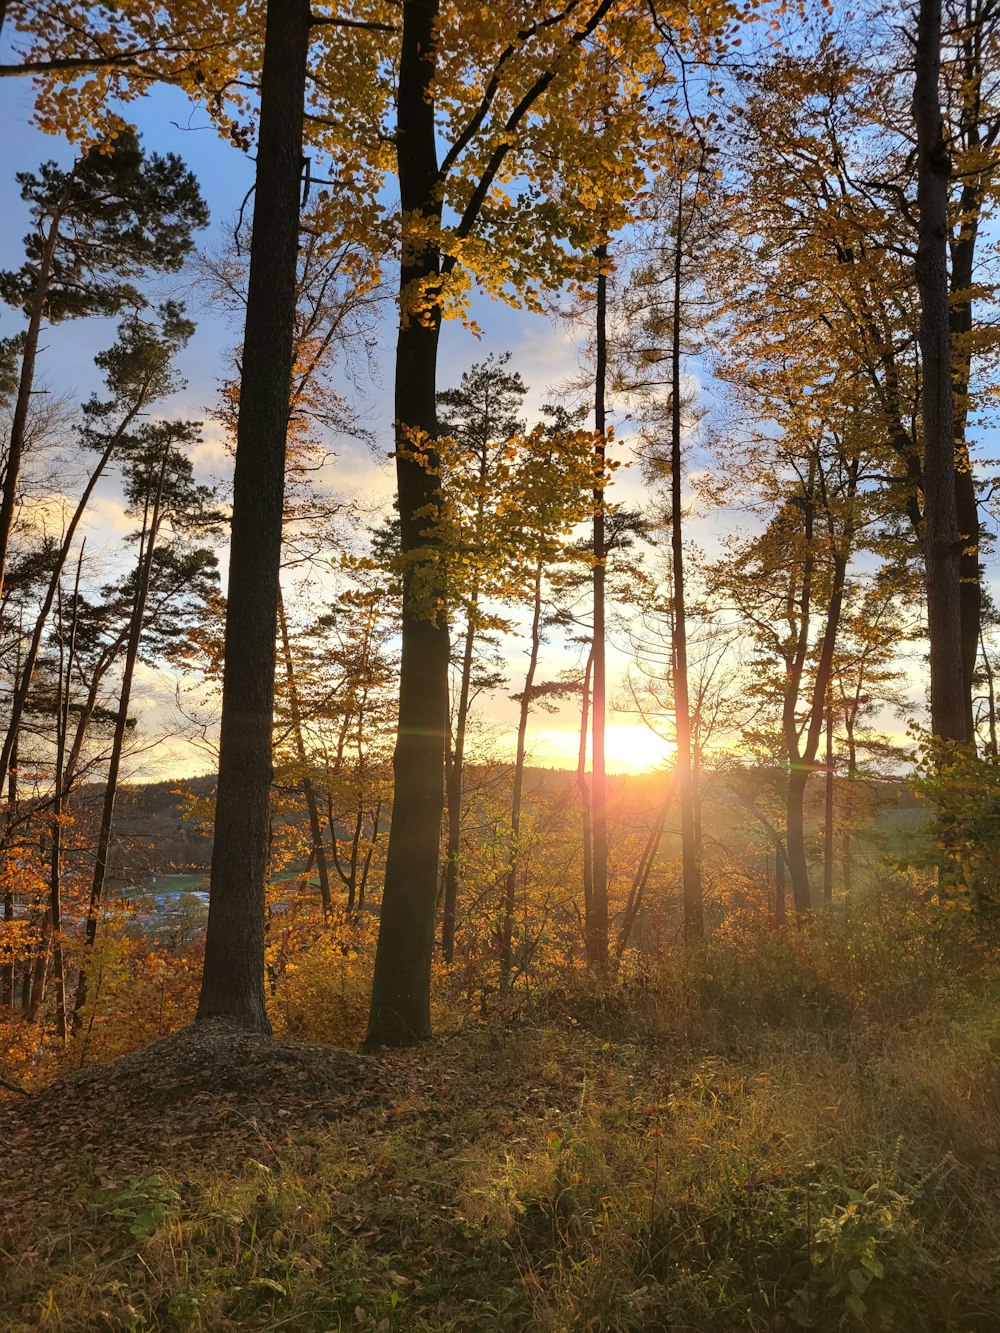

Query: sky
[0,68,695,782]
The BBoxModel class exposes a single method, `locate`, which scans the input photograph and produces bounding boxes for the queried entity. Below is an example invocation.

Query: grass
[3,892,1000,1330]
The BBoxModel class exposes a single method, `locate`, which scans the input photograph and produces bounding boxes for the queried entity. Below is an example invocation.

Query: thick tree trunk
[365,0,449,1049]
[589,243,610,973]
[914,0,967,743]
[197,0,309,1032]
[669,196,703,942]
[949,4,990,742]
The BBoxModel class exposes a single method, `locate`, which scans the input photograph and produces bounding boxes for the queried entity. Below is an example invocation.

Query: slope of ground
[2,932,1000,1332]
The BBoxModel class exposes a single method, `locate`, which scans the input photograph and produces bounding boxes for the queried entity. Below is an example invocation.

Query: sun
[603,724,675,775]
[525,723,675,775]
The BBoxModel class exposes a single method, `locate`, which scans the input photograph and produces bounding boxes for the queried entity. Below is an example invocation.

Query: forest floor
[3,925,1000,1331]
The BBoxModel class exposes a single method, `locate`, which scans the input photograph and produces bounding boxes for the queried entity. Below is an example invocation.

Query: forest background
[3,0,1000,1327]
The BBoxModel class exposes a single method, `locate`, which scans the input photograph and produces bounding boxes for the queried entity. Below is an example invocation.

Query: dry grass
[2,895,1000,1330]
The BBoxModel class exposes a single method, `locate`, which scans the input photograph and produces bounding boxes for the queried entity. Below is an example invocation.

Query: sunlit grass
[4,892,1000,1331]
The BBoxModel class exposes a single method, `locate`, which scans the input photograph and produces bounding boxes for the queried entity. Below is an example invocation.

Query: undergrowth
[3,882,1000,1330]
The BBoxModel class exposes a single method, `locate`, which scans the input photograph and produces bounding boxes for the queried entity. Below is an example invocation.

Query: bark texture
[196,0,310,1031]
[365,0,449,1048]
[914,0,968,743]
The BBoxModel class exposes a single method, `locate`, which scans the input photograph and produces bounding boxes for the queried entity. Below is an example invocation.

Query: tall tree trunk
[914,0,967,743]
[500,561,543,993]
[0,182,68,600]
[49,550,83,1041]
[73,450,168,1031]
[669,192,703,942]
[950,5,989,742]
[589,241,610,974]
[277,592,333,917]
[196,0,310,1032]
[1,628,21,1009]
[365,0,450,1049]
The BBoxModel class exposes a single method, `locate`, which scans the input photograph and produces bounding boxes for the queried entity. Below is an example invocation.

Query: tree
[0,129,207,599]
[436,355,527,965]
[710,405,867,916]
[195,0,311,1032]
[498,410,592,991]
[618,142,721,941]
[364,0,691,1048]
[73,422,219,1028]
[0,305,194,798]
[914,0,967,742]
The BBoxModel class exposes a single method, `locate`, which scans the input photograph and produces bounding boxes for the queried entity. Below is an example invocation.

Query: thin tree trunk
[277,592,333,917]
[500,561,543,993]
[669,189,703,942]
[73,451,168,1031]
[914,0,967,743]
[782,480,816,917]
[442,610,477,964]
[784,465,856,917]
[589,241,610,974]
[980,627,997,754]
[23,912,50,1023]
[1,879,12,1009]
[823,705,834,906]
[1,627,21,1009]
[0,182,69,600]
[197,0,310,1033]
[775,844,786,927]
[577,646,595,939]
[61,627,130,796]
[365,0,450,1049]
[785,769,811,918]
[358,797,381,910]
[842,702,858,894]
[49,548,83,1041]
[0,426,125,795]
[616,792,671,960]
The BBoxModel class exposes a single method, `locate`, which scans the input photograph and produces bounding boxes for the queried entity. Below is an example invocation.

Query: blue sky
[1,45,932,781]
[1,68,688,778]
